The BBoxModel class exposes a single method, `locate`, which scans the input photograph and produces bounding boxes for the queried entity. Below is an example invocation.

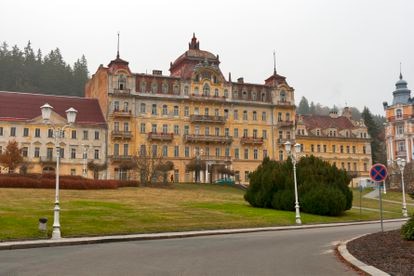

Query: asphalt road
[0,221,403,276]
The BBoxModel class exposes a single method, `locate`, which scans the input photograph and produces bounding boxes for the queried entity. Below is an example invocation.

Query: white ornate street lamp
[396,158,408,217]
[41,103,77,239]
[284,141,302,225]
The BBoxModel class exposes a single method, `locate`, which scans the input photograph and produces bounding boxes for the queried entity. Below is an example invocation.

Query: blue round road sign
[370,163,388,182]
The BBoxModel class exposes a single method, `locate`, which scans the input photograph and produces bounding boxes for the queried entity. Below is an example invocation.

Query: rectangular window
[71,130,77,139]
[346,146,350,154]
[244,148,249,159]
[253,149,258,160]
[215,147,220,157]
[262,130,267,139]
[140,123,146,133]
[184,125,189,135]
[162,124,168,134]
[225,147,230,157]
[152,124,157,133]
[124,123,129,132]
[234,128,238,138]
[48,129,53,138]
[215,127,219,136]
[83,130,88,140]
[47,147,53,159]
[243,111,248,120]
[114,144,119,156]
[352,146,356,154]
[23,128,29,137]
[35,128,40,137]
[332,145,336,153]
[152,144,157,157]
[243,129,248,138]
[94,149,99,159]
[22,147,28,157]
[34,147,40,158]
[323,145,327,152]
[152,104,157,115]
[123,144,129,156]
[205,126,210,136]
[59,148,64,159]
[184,106,189,116]
[234,148,239,159]
[94,131,100,140]
[234,110,238,120]
[262,112,267,121]
[263,149,268,158]
[71,169,76,176]
[10,127,16,137]
[185,146,190,157]
[162,145,168,157]
[278,130,283,139]
[71,148,76,159]
[140,145,146,156]
[252,111,257,121]
[174,125,179,135]
[0,127,3,136]
[253,129,258,138]
[174,146,179,157]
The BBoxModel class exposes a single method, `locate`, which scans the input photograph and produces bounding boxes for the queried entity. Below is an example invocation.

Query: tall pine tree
[297,96,310,114]
[362,107,386,164]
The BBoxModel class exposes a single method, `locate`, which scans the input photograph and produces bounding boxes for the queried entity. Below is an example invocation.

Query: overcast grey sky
[1,0,412,115]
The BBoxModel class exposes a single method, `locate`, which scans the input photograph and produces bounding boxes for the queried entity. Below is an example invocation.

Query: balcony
[39,156,57,163]
[147,132,174,141]
[184,134,233,144]
[111,130,132,140]
[189,115,226,124]
[277,120,294,128]
[189,93,226,102]
[396,150,407,158]
[112,109,132,118]
[240,137,264,145]
[112,88,131,96]
[276,100,293,106]
[200,155,232,163]
[110,155,134,162]
[388,115,411,122]
[277,138,294,144]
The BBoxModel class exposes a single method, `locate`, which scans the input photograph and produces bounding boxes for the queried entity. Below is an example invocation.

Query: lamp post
[284,141,302,225]
[396,158,408,217]
[41,103,77,239]
[82,144,89,178]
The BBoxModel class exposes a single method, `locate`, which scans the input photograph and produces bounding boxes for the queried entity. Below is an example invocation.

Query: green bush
[301,185,347,216]
[244,155,352,217]
[401,215,414,240]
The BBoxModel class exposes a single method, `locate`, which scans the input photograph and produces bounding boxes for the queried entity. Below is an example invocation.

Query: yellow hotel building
[295,108,372,184]
[85,35,296,184]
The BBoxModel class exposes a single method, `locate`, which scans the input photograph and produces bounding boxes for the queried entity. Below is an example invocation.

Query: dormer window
[396,109,402,119]
[118,75,127,90]
[316,129,320,136]
[224,89,228,98]
[162,83,168,94]
[213,75,217,84]
[280,90,286,102]
[151,82,158,93]
[195,74,200,82]
[194,87,199,95]
[242,91,248,100]
[140,81,147,93]
[252,92,257,101]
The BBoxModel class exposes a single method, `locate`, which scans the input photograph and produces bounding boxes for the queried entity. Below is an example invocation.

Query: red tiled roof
[0,91,106,127]
[301,115,355,130]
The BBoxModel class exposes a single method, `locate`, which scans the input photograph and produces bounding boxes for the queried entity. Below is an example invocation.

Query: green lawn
[0,184,412,241]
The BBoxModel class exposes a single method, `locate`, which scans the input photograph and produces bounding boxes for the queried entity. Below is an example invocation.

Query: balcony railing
[190,93,226,102]
[199,155,232,163]
[110,155,134,162]
[277,120,294,127]
[113,109,132,118]
[112,88,131,96]
[189,115,226,124]
[184,134,233,144]
[40,156,57,163]
[388,115,411,122]
[147,132,174,141]
[396,150,407,158]
[277,138,294,144]
[276,100,293,106]
[240,137,264,145]
[111,130,132,140]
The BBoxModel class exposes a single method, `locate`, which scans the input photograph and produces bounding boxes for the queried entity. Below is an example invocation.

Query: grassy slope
[0,184,412,241]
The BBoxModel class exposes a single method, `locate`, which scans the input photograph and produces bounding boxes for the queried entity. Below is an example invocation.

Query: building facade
[295,108,372,184]
[0,91,107,178]
[383,73,414,164]
[85,35,296,184]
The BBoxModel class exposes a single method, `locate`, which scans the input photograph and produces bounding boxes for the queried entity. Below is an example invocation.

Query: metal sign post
[370,164,388,233]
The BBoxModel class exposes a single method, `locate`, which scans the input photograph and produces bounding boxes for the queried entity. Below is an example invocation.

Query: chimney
[152,70,162,76]
[237,77,244,83]
[329,110,339,118]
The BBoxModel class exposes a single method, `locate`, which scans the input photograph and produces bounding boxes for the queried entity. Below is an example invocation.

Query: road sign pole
[378,181,384,232]
[383,180,386,194]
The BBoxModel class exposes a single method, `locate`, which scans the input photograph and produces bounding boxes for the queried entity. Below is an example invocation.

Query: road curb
[0,218,407,251]
[337,235,390,276]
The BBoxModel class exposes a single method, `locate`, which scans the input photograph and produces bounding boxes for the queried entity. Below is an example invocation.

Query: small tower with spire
[189,33,200,50]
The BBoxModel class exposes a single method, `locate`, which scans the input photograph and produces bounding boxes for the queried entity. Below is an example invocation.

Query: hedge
[0,174,138,189]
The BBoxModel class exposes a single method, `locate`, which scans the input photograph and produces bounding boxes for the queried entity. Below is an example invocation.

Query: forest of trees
[0,41,88,96]
[297,96,386,164]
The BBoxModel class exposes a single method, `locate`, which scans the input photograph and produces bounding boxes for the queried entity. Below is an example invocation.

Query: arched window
[396,109,402,119]
[214,89,219,97]
[162,105,168,115]
[224,89,228,98]
[162,82,168,94]
[140,103,146,113]
[140,80,146,93]
[252,92,257,101]
[173,84,179,94]
[203,83,210,96]
[242,91,248,100]
[173,106,179,116]
[151,81,158,93]
[118,75,127,90]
